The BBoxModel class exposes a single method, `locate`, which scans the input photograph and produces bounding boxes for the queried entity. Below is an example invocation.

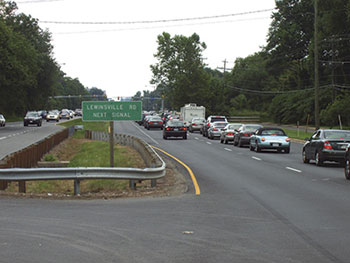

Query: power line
[55,16,270,35]
[40,8,273,25]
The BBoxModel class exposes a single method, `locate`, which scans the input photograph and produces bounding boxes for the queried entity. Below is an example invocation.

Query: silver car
[189,117,206,133]
[0,114,5,127]
[208,122,228,140]
[220,123,243,144]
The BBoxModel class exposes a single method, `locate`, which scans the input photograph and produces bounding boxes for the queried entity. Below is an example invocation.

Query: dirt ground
[0,137,189,200]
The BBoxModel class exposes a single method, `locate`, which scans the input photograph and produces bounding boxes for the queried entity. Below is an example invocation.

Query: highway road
[1,121,350,262]
[0,120,66,160]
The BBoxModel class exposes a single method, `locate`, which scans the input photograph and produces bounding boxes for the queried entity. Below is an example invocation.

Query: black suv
[24,111,42,127]
[201,115,227,137]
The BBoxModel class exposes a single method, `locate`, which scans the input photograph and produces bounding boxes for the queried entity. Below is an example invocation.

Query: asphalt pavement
[1,121,350,262]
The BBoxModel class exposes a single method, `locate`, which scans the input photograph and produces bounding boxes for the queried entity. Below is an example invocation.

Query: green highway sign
[82,101,142,121]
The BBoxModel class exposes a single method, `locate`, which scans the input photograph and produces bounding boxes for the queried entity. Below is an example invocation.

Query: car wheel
[249,144,254,151]
[189,128,193,133]
[255,143,261,152]
[284,148,290,154]
[238,138,242,147]
[233,138,238,146]
[302,149,310,163]
[147,126,150,130]
[163,135,167,140]
[345,159,350,180]
[224,139,228,144]
[183,134,187,140]
[315,151,323,166]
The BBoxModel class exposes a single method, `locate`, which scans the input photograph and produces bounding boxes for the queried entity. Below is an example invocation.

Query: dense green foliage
[142,0,350,127]
[0,1,105,117]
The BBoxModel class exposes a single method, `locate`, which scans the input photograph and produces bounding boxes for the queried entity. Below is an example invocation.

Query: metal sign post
[82,101,142,168]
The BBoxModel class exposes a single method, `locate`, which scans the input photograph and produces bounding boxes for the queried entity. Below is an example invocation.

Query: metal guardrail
[0,132,166,195]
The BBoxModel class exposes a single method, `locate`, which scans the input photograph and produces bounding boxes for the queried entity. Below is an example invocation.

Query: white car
[46,111,60,122]
[0,114,5,127]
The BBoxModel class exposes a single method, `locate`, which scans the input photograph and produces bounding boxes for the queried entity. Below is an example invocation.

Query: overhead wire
[39,8,274,25]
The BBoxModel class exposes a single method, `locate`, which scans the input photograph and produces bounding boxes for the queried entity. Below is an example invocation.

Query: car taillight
[149,122,154,124]
[261,137,265,141]
[243,133,250,137]
[180,127,187,131]
[192,123,196,126]
[324,141,333,150]
[159,122,163,124]
[286,138,290,142]
[166,128,172,131]
[213,128,218,131]
[227,132,233,136]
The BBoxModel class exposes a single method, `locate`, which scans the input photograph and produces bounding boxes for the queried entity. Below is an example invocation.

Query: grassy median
[4,119,146,196]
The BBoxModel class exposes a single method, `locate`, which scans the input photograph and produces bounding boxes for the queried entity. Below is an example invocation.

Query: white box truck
[180,103,206,127]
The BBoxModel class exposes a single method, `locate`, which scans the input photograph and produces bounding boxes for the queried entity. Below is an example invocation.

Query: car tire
[345,159,350,180]
[255,144,261,152]
[220,138,223,143]
[163,135,167,140]
[302,149,310,163]
[233,138,238,146]
[147,126,150,130]
[249,144,254,151]
[183,134,187,140]
[315,151,323,166]
[224,139,228,144]
[238,138,242,147]
[284,148,290,154]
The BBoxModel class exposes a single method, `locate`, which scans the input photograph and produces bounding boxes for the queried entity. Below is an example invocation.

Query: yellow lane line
[152,146,200,196]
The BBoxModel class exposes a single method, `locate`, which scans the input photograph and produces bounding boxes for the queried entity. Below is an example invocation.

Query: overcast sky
[16,0,276,100]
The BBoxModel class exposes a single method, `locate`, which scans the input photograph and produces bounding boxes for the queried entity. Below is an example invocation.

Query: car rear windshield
[261,129,286,136]
[168,121,184,127]
[211,118,226,122]
[150,117,162,121]
[245,125,261,132]
[324,130,350,139]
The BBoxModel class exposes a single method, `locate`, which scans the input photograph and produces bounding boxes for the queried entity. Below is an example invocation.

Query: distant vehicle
[24,111,42,126]
[233,124,263,147]
[138,112,151,126]
[0,114,5,127]
[38,110,47,119]
[163,120,187,140]
[201,116,228,137]
[220,123,243,144]
[303,129,350,166]
[207,122,228,139]
[345,145,350,180]
[250,127,290,153]
[60,110,71,119]
[75,109,82,116]
[46,110,60,122]
[180,103,205,127]
[145,116,163,130]
[189,117,206,133]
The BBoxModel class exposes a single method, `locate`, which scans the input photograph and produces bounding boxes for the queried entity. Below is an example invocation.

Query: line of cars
[23,109,81,127]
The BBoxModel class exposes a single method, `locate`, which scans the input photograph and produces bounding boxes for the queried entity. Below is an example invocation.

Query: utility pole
[314,0,320,130]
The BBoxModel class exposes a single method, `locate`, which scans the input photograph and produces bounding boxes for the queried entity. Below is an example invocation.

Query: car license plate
[174,128,178,131]
[341,145,347,149]
[272,143,279,146]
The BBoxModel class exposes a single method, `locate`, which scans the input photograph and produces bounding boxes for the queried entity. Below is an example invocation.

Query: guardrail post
[151,179,157,188]
[129,180,136,190]
[19,181,26,193]
[74,179,80,195]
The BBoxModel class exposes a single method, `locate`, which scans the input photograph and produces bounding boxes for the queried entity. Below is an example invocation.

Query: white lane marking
[224,148,232,152]
[252,156,262,161]
[0,137,6,140]
[195,137,199,140]
[132,122,159,145]
[206,142,212,145]
[286,167,302,173]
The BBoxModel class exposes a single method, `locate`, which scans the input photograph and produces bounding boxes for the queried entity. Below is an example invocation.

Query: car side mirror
[305,137,310,141]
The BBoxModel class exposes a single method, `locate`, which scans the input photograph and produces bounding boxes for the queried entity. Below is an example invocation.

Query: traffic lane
[118,121,350,261]
[0,121,65,160]
[0,196,331,263]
